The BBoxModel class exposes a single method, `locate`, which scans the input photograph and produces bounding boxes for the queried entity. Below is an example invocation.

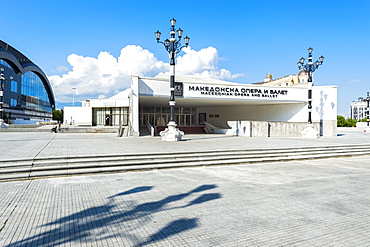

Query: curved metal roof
[0,40,55,108]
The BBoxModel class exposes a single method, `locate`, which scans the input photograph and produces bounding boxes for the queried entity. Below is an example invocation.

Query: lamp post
[297,48,324,138]
[72,87,76,106]
[155,18,190,141]
[297,47,324,125]
[366,92,370,127]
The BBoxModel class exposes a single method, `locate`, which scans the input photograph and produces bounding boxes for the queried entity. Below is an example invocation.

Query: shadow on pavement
[5,184,221,247]
[108,186,154,197]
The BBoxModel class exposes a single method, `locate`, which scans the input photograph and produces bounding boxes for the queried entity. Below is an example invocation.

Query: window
[0,59,12,69]
[21,71,51,113]
[92,107,129,126]
[139,106,196,126]
[10,99,17,107]
[11,80,17,93]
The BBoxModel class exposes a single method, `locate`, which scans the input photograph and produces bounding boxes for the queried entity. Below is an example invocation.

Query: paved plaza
[1,128,370,246]
[1,127,370,161]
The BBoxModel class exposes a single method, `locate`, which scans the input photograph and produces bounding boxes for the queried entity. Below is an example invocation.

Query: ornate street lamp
[155,18,190,141]
[366,92,370,127]
[297,47,324,125]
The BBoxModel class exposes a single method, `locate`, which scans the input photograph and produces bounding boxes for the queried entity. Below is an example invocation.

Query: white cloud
[349,79,364,83]
[118,45,168,76]
[55,66,69,72]
[48,45,243,103]
[161,46,244,80]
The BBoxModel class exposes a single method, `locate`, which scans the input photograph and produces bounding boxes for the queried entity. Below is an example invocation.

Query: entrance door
[105,115,111,126]
[198,113,206,125]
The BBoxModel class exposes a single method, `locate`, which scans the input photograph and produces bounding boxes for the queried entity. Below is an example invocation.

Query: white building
[64,72,337,137]
[350,97,368,121]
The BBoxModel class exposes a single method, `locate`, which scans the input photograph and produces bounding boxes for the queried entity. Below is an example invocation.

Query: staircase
[1,144,370,182]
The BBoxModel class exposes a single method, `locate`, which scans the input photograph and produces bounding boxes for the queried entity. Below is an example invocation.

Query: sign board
[103,101,116,107]
[183,83,307,102]
[174,82,183,96]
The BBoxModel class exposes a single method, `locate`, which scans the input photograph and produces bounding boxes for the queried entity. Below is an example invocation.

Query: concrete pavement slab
[1,127,370,246]
[1,155,370,246]
[1,127,370,161]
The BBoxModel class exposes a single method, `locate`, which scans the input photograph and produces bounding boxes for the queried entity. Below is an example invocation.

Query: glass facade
[10,99,17,107]
[0,59,11,69]
[0,58,53,120]
[11,80,17,93]
[92,107,129,126]
[20,71,52,113]
[139,106,196,126]
[0,40,55,123]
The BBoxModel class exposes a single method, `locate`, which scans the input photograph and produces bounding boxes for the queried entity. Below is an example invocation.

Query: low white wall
[268,122,318,137]
[63,107,92,126]
[356,122,370,128]
[226,120,336,137]
[320,120,337,137]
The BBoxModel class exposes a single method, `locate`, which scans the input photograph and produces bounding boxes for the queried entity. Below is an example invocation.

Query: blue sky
[2,0,370,116]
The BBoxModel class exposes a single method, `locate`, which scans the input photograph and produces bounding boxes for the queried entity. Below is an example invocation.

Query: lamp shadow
[5,184,221,247]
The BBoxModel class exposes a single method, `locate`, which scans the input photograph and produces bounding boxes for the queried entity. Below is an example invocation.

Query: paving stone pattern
[1,156,370,246]
[1,128,370,160]
[1,128,370,246]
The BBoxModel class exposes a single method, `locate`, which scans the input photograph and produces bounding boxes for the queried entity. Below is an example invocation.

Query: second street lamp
[297,47,324,138]
[155,18,190,141]
[297,47,324,125]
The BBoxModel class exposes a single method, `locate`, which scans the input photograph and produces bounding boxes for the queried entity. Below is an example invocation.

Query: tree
[347,118,357,127]
[359,117,368,122]
[337,116,358,127]
[337,115,347,127]
[52,109,63,123]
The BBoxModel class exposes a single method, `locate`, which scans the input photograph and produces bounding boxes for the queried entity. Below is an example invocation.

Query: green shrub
[337,115,358,127]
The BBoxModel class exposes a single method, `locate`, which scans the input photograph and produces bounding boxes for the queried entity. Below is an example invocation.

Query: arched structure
[0,40,55,123]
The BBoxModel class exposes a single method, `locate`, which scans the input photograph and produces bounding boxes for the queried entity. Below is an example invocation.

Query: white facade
[131,75,337,136]
[64,74,337,137]
[350,98,367,121]
[64,90,130,126]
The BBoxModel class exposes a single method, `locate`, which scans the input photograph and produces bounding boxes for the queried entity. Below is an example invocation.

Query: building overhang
[139,95,306,108]
[138,76,308,108]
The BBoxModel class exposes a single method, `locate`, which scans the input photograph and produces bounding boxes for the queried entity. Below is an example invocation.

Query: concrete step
[28,148,370,171]
[31,149,370,171]
[25,149,370,179]
[30,144,370,167]
[2,144,370,181]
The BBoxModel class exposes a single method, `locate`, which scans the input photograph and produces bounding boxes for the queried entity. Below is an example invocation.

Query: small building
[350,95,369,121]
[64,90,130,127]
[0,40,55,124]
[64,72,337,137]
